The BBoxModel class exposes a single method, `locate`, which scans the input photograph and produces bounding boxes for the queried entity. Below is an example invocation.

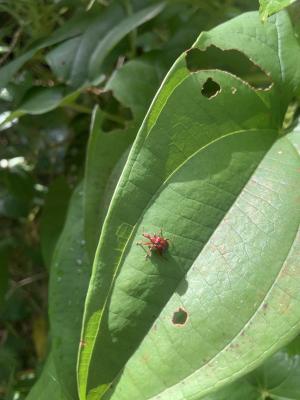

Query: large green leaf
[48,183,91,400]
[78,11,300,400]
[103,117,300,400]
[84,60,161,259]
[259,0,298,21]
[0,86,82,127]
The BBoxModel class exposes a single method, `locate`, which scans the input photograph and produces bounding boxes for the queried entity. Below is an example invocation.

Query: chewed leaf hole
[186,45,272,90]
[201,78,220,98]
[172,307,188,326]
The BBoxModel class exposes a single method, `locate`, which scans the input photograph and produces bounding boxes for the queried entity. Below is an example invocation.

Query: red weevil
[137,229,169,258]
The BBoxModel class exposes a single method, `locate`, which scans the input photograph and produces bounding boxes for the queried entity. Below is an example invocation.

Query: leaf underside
[77,10,300,400]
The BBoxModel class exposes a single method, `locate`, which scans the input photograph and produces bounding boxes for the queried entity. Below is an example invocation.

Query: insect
[137,229,169,258]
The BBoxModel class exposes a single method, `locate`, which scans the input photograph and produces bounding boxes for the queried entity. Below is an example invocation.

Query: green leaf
[0,160,35,218]
[0,11,93,89]
[46,3,164,89]
[78,11,300,400]
[48,183,91,400]
[259,0,297,21]
[40,177,71,268]
[84,59,161,259]
[202,351,300,400]
[88,3,165,81]
[285,334,300,355]
[102,111,300,400]
[45,4,124,88]
[26,354,68,400]
[102,115,300,400]
[28,182,91,400]
[0,86,82,126]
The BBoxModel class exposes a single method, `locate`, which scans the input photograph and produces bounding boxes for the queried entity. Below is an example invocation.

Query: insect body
[137,229,169,258]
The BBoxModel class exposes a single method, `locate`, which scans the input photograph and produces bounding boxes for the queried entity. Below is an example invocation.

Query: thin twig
[0,27,22,66]
[6,272,47,299]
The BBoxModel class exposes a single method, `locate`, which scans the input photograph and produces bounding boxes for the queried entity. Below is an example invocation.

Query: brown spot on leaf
[172,307,188,326]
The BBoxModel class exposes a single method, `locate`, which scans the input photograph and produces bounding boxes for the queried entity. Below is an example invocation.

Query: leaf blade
[105,129,300,400]
[78,10,300,400]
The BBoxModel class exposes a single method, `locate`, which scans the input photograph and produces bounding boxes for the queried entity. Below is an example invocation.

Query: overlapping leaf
[26,354,68,400]
[0,3,164,126]
[20,180,87,400]
[202,350,300,400]
[78,10,300,400]
[84,60,160,258]
[46,184,91,400]
[259,0,297,21]
[46,3,164,88]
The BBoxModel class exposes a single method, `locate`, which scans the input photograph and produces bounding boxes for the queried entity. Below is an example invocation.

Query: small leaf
[259,0,297,21]
[46,3,164,88]
[0,86,82,126]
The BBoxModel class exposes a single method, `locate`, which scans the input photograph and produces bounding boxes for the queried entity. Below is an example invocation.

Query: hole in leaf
[172,307,188,326]
[201,78,220,98]
[98,90,133,132]
[186,45,272,90]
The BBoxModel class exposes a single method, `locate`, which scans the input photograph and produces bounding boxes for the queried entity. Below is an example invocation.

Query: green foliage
[1,1,300,400]
[49,183,90,400]
[259,0,298,21]
[84,59,160,258]
[78,10,300,400]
